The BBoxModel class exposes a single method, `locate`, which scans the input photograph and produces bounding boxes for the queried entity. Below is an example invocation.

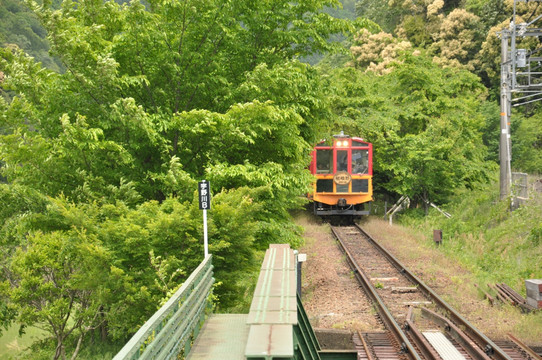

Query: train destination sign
[198,180,211,210]
[334,171,351,185]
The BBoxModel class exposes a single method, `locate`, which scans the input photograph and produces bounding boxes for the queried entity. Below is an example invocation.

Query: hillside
[0,0,61,71]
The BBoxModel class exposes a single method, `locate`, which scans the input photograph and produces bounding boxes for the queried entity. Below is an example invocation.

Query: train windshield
[337,150,348,172]
[352,139,368,146]
[352,149,369,174]
[316,149,333,174]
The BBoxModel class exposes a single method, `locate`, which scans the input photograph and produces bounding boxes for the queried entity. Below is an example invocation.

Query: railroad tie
[391,286,418,294]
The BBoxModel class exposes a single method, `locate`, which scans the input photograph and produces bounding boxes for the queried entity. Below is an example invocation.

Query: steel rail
[405,307,441,360]
[507,334,542,360]
[422,307,492,360]
[353,224,513,360]
[357,331,376,360]
[330,226,423,360]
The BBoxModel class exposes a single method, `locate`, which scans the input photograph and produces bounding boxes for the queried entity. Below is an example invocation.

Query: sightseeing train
[308,132,373,216]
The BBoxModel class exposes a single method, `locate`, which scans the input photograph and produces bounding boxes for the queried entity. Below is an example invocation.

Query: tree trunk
[54,337,66,360]
[423,190,429,216]
[69,334,84,360]
[100,313,108,342]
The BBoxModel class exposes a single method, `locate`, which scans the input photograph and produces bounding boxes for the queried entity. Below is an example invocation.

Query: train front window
[352,139,367,146]
[352,149,369,174]
[316,149,332,174]
[337,150,348,172]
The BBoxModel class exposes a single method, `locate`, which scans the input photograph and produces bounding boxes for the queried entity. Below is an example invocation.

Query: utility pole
[498,0,542,202]
[500,31,512,201]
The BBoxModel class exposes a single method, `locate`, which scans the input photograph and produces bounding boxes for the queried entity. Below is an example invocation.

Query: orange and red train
[308,132,373,216]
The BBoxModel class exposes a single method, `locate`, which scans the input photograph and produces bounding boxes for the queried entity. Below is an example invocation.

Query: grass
[0,324,46,359]
[404,180,542,292]
[0,324,124,360]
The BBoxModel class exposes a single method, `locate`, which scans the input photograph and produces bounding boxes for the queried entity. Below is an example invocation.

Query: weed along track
[329,224,537,360]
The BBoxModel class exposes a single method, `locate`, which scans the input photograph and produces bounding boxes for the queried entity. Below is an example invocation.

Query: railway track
[329,224,539,360]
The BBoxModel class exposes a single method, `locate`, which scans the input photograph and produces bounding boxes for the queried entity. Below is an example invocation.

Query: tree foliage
[0,0,62,72]
[0,185,264,356]
[355,0,403,33]
[512,113,542,173]
[1,0,540,357]
[9,227,114,360]
[430,9,484,71]
[0,0,346,355]
[324,52,495,205]
[350,29,413,74]
[339,0,542,177]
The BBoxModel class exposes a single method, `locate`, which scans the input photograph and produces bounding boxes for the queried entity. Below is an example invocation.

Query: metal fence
[113,255,214,360]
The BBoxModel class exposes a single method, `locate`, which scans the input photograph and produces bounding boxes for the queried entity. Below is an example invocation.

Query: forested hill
[0,1,541,359]
[0,0,62,71]
[0,0,357,70]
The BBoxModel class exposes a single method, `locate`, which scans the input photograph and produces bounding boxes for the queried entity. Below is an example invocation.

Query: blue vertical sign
[198,181,210,258]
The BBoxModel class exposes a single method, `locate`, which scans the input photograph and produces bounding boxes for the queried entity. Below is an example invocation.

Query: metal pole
[203,209,208,258]
[297,261,302,297]
[500,31,512,201]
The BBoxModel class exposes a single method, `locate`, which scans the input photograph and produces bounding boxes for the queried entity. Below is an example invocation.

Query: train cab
[308,132,373,216]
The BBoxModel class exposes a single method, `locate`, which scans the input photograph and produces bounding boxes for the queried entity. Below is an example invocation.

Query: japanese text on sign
[198,181,211,210]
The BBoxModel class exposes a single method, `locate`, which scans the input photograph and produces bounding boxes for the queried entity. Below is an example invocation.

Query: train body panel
[308,133,373,216]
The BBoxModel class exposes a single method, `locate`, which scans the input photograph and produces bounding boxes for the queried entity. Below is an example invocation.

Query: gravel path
[299,217,382,332]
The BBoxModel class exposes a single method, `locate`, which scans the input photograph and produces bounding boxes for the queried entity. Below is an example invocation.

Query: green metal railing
[113,255,214,360]
[294,293,321,360]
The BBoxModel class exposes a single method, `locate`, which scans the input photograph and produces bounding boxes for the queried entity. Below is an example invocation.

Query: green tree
[8,229,116,360]
[465,0,507,33]
[480,101,501,163]
[1,0,347,200]
[0,0,62,72]
[355,0,402,33]
[0,184,50,335]
[0,187,264,351]
[1,1,348,354]
[512,113,542,173]
[324,52,494,206]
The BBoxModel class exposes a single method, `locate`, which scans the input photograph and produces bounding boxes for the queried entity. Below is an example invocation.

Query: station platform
[187,314,249,360]
[114,244,334,360]
[187,244,305,360]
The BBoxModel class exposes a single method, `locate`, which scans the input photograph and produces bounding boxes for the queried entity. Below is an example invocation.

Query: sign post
[198,180,211,258]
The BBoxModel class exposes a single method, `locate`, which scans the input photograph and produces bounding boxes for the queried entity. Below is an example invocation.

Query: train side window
[337,150,348,172]
[352,149,369,174]
[316,149,332,174]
